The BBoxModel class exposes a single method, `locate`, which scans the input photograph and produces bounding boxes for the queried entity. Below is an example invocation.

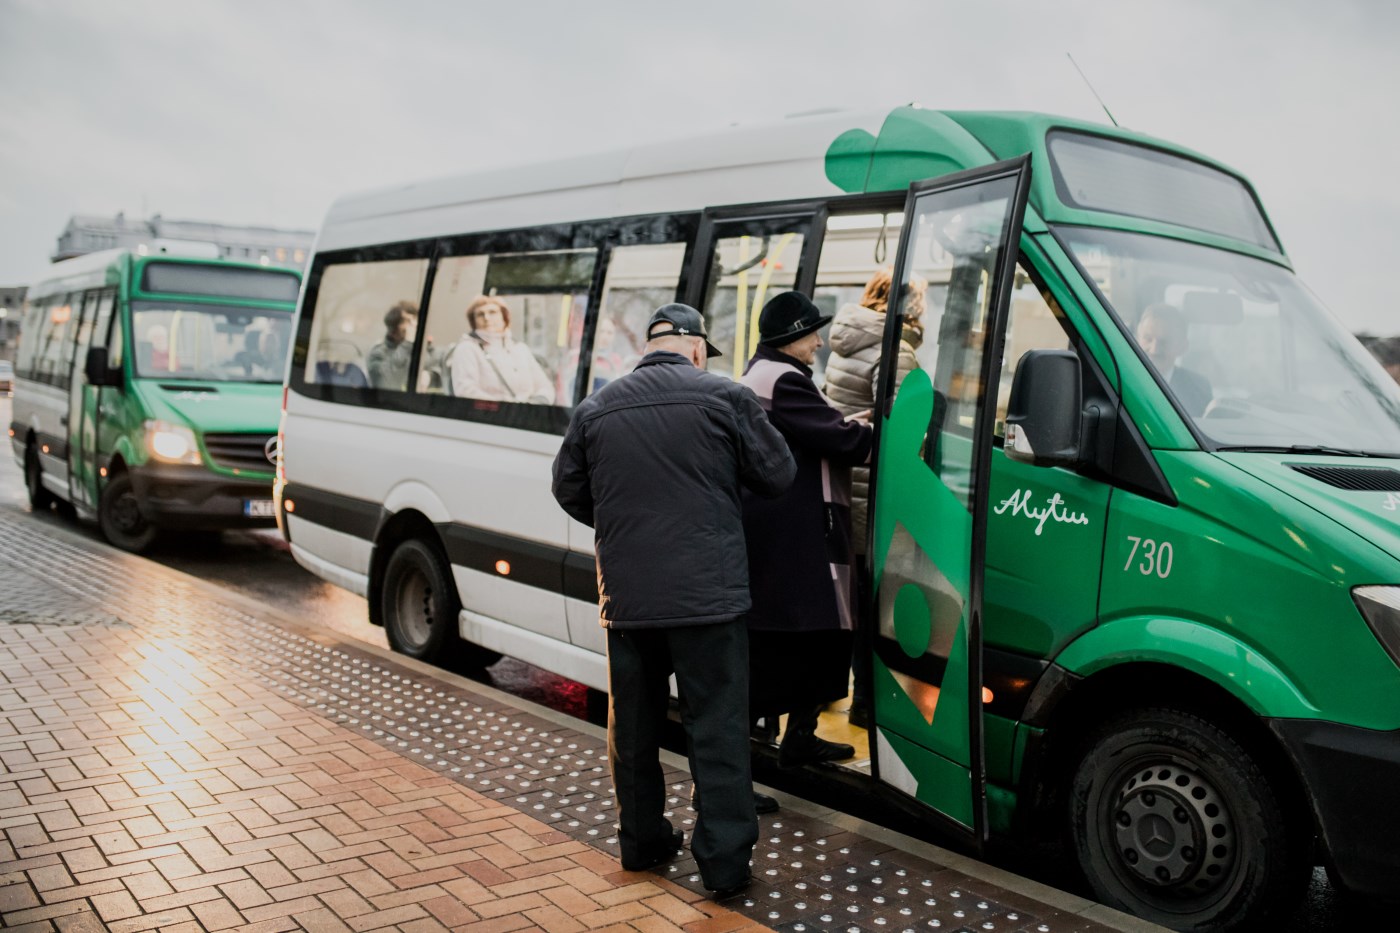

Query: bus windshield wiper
[1217,444,1379,458]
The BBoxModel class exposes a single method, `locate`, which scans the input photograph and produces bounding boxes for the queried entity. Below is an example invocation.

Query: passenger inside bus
[366,301,419,391]
[1135,303,1213,416]
[312,340,369,388]
[446,296,554,403]
[139,324,170,373]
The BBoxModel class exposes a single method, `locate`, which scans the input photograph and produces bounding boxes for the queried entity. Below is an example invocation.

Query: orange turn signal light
[982,687,994,705]
[495,559,511,576]
[284,499,296,513]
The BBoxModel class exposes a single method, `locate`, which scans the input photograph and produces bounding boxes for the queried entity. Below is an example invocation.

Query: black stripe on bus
[282,483,384,540]
[563,550,599,604]
[438,524,564,596]
[36,431,68,461]
[283,481,600,602]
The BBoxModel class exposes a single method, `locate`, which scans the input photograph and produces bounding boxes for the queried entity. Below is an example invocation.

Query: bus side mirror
[85,347,121,387]
[1005,349,1083,467]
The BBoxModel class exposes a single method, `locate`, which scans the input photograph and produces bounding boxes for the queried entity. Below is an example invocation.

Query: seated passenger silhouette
[1136,303,1212,417]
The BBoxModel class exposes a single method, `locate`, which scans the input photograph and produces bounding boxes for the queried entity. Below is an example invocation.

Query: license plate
[244,499,275,518]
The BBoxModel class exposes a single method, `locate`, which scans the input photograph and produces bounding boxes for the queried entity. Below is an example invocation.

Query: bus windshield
[132,302,293,383]
[1059,227,1400,456]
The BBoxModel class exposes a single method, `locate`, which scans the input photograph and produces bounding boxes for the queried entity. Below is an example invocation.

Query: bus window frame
[291,213,701,435]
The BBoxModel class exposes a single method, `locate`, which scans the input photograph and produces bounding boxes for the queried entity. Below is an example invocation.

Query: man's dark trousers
[607,618,756,889]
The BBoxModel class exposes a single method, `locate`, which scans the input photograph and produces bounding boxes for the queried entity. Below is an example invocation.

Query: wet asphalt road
[1,396,1387,930]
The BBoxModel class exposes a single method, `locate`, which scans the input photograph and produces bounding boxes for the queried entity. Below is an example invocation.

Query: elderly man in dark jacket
[552,304,795,896]
[742,291,874,767]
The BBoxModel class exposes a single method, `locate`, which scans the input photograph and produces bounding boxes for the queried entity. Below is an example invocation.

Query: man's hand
[847,409,873,425]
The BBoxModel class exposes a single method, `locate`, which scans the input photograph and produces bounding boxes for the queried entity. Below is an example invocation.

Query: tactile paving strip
[0,514,1112,933]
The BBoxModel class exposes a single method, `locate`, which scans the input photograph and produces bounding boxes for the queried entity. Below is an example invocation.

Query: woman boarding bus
[278,106,1400,931]
[10,247,300,551]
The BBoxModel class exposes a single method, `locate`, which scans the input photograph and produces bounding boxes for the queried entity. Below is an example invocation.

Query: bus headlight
[1353,586,1400,666]
[145,420,201,464]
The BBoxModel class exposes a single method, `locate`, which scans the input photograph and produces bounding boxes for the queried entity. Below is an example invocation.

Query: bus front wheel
[98,472,159,553]
[25,442,55,511]
[1068,707,1307,932]
[381,539,500,669]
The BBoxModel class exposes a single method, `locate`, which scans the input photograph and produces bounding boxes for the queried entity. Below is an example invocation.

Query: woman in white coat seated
[448,296,555,403]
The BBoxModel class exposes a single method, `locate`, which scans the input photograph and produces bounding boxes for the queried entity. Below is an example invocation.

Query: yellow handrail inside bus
[732,236,751,379]
[748,232,796,360]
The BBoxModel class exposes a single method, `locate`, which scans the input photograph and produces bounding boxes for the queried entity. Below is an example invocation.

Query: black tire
[381,539,501,668]
[98,472,159,553]
[1069,707,1308,932]
[24,442,55,511]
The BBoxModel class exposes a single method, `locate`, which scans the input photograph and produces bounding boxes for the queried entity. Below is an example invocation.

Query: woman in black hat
[740,291,875,767]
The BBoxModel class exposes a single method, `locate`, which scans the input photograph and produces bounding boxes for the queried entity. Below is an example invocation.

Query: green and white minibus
[10,248,300,551]
[278,106,1400,931]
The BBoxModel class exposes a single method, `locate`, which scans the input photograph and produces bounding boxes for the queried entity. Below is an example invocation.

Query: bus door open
[66,289,115,511]
[685,201,827,375]
[866,156,1032,849]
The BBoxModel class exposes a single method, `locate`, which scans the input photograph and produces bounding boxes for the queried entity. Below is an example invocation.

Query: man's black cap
[758,291,833,347]
[646,303,722,358]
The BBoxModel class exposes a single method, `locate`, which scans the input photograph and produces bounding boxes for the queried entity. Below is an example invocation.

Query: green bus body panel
[1224,453,1400,567]
[879,720,974,828]
[1089,451,1400,730]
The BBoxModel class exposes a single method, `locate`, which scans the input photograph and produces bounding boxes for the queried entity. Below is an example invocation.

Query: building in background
[53,213,315,268]
[0,285,25,363]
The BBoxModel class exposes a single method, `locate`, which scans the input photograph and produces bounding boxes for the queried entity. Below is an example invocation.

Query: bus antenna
[1067,53,1119,127]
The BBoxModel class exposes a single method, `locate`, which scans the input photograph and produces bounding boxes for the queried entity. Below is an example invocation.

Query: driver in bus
[1135,303,1213,417]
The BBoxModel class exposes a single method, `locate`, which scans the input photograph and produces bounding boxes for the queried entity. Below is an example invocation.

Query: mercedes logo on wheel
[264,436,282,465]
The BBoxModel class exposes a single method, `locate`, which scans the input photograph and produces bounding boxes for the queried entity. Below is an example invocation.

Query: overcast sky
[2,0,1396,334]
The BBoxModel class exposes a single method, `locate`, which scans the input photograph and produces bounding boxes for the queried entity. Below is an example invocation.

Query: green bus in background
[9,248,299,551]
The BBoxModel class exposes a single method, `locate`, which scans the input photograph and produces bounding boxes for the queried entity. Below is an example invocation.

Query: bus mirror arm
[1004,349,1084,468]
[85,347,122,389]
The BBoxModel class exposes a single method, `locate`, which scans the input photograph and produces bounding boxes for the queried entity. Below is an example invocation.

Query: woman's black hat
[758,291,833,347]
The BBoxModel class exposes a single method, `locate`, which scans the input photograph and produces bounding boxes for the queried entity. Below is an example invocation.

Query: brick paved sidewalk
[0,512,1154,933]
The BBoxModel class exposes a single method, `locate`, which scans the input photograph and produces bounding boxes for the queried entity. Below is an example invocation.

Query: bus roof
[317,106,1283,263]
[28,249,303,301]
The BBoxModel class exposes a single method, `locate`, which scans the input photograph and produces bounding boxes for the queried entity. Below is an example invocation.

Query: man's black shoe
[620,828,685,871]
[847,699,871,730]
[689,786,780,815]
[707,873,752,899]
[778,731,855,768]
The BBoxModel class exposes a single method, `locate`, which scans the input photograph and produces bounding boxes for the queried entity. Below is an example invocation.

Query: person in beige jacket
[821,267,926,727]
[448,296,555,403]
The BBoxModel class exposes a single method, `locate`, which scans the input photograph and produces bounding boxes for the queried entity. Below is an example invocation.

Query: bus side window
[424,248,597,406]
[701,227,806,381]
[15,298,46,381]
[994,263,1074,438]
[303,258,429,392]
[37,295,76,388]
[579,243,687,399]
[421,254,489,396]
[812,209,910,391]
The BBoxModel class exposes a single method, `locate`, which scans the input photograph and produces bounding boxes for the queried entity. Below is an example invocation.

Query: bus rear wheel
[25,442,55,511]
[98,472,159,553]
[381,539,500,669]
[1068,707,1306,932]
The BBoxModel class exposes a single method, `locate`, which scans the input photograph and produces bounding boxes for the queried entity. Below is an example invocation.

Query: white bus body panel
[12,378,70,490]
[287,516,372,586]
[284,392,568,643]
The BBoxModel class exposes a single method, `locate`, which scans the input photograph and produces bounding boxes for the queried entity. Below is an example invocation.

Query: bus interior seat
[315,360,369,388]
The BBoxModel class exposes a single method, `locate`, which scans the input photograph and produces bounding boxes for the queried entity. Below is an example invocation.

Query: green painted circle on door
[894,584,932,659]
